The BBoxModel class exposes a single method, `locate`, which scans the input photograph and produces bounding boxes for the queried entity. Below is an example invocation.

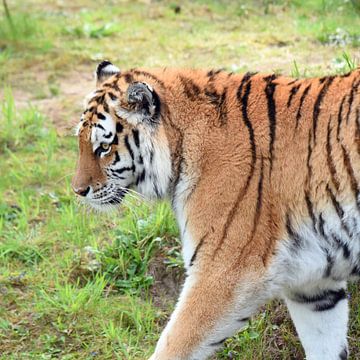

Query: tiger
[72,60,360,360]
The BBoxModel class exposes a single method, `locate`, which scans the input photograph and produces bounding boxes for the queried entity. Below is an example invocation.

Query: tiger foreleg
[285,283,349,360]
[149,270,269,360]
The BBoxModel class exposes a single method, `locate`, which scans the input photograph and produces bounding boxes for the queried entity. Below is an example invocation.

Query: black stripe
[130,70,166,88]
[287,84,301,107]
[110,81,121,93]
[152,88,162,121]
[264,74,277,174]
[318,213,327,240]
[213,73,256,257]
[108,92,117,101]
[113,166,135,174]
[319,76,328,84]
[238,317,250,322]
[341,144,360,210]
[326,185,353,238]
[112,134,119,145]
[305,191,317,233]
[345,77,359,124]
[341,71,352,78]
[326,117,340,191]
[207,69,223,80]
[102,101,109,114]
[249,157,264,240]
[112,151,120,165]
[136,169,146,185]
[124,72,134,83]
[312,76,335,143]
[124,135,134,160]
[351,265,360,276]
[355,108,360,155]
[306,130,312,187]
[97,112,106,120]
[92,93,105,104]
[339,346,348,360]
[287,79,298,85]
[189,233,207,266]
[103,132,113,139]
[217,87,228,126]
[95,123,105,131]
[332,233,350,259]
[336,95,346,142]
[324,250,334,278]
[116,122,123,133]
[210,338,227,346]
[238,76,256,173]
[315,289,346,311]
[295,83,311,129]
[179,75,201,100]
[286,213,302,249]
[132,129,140,148]
[293,289,346,311]
[204,87,220,105]
[153,182,161,198]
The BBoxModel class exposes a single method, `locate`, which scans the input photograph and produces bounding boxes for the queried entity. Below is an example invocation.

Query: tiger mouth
[87,188,128,209]
[105,189,127,205]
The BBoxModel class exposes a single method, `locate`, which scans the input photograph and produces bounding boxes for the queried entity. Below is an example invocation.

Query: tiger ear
[125,82,160,123]
[95,60,120,87]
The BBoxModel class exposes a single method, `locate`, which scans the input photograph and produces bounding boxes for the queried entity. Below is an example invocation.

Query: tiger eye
[101,143,110,150]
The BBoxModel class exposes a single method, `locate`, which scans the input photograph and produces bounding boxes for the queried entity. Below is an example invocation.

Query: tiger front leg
[149,268,269,360]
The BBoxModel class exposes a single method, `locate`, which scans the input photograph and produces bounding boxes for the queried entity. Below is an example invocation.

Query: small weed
[291,60,300,78]
[342,51,358,71]
[64,23,118,39]
[290,60,308,78]
[332,51,358,74]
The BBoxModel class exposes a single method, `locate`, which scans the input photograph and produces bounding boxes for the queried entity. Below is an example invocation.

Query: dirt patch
[3,66,95,135]
[148,253,185,310]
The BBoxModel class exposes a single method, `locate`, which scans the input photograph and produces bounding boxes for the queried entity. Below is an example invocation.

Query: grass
[0,0,359,359]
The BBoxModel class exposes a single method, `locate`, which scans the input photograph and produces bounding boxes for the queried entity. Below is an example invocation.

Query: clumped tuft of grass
[38,275,108,315]
[64,22,120,39]
[0,88,48,151]
[319,28,360,47]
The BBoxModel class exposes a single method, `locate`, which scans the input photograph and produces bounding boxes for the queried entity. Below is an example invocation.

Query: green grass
[1,0,360,359]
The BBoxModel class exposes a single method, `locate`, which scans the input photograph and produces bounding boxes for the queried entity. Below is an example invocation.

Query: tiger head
[71,61,172,210]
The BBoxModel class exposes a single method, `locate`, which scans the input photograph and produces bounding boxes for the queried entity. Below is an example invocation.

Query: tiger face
[71,61,172,210]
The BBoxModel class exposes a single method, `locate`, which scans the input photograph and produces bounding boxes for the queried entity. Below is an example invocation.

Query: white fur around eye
[100,146,112,157]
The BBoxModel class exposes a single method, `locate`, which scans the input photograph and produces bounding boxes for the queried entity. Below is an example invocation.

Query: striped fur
[72,63,360,360]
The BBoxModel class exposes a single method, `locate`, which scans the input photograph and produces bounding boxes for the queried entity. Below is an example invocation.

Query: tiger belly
[272,201,360,291]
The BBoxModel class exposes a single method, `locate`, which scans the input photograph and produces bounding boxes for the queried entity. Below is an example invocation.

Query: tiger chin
[72,60,360,360]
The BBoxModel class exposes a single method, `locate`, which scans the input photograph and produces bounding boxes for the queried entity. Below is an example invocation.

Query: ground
[0,0,360,359]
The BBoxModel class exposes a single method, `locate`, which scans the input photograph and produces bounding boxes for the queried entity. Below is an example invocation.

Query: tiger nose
[73,186,90,197]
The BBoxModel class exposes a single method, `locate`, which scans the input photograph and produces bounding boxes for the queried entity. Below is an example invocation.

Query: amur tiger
[72,60,360,360]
